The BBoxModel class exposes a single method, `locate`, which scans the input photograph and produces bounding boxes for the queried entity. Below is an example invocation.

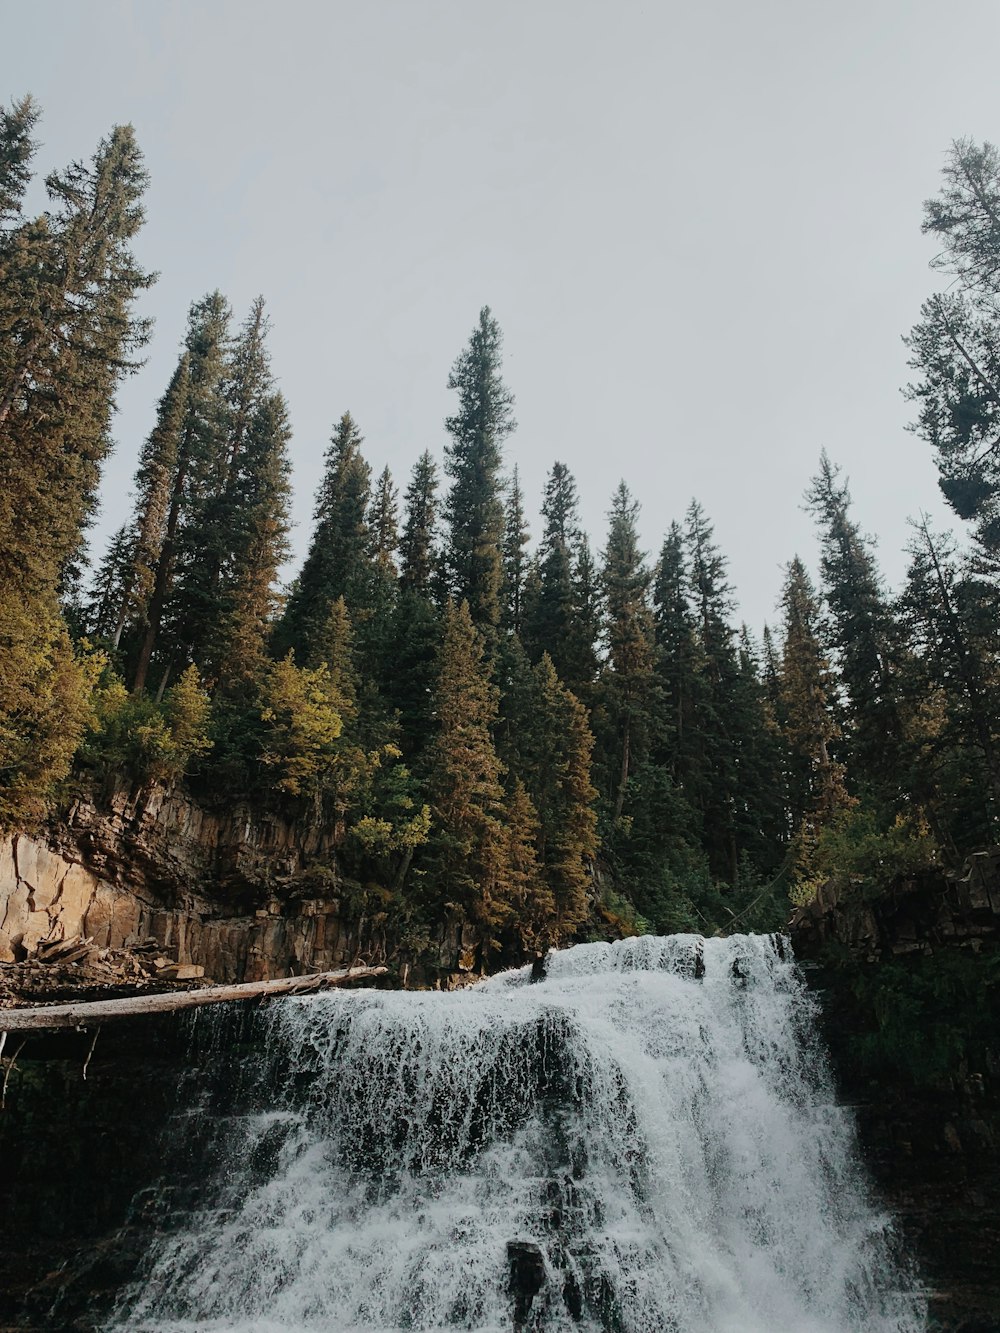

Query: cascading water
[108,934,925,1333]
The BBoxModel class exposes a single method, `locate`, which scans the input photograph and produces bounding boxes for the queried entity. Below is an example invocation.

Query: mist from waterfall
[108,934,925,1332]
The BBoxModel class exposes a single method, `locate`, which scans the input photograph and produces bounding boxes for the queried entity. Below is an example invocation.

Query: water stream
[108,934,925,1332]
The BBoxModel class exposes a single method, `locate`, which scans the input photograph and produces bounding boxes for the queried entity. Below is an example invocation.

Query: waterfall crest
[111,934,925,1332]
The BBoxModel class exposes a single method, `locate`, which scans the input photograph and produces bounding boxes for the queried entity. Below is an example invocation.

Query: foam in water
[109,933,925,1333]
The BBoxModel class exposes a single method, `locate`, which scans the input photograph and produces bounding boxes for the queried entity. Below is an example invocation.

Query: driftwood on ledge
[0,966,389,1032]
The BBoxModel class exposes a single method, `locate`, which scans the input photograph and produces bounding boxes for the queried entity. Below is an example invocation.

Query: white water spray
[110,934,925,1332]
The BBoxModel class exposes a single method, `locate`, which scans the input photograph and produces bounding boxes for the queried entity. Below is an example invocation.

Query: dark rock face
[790,849,1000,963]
[0,1017,191,1330]
[790,851,1000,1332]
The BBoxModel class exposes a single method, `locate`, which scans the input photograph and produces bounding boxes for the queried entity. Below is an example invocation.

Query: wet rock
[508,1240,546,1327]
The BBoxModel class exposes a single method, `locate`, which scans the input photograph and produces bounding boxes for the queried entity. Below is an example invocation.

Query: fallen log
[0,966,389,1031]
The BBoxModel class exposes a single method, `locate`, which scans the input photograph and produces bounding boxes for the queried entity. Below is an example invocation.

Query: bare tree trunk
[0,966,389,1032]
[613,715,631,822]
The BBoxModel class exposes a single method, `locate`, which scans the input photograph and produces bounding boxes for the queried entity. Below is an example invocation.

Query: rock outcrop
[790,849,1000,963]
[790,853,1000,1332]
[0,783,482,989]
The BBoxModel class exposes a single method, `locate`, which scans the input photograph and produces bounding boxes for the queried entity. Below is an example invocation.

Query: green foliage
[905,140,1000,551]
[443,307,515,638]
[805,454,905,800]
[0,117,153,601]
[0,593,103,829]
[835,948,1000,1088]
[399,451,439,596]
[422,600,510,927]
[592,883,651,940]
[81,662,213,786]
[258,655,343,799]
[790,800,941,907]
[276,411,372,666]
[163,665,214,768]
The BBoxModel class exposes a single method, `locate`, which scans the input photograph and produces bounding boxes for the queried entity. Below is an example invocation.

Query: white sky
[5,0,997,632]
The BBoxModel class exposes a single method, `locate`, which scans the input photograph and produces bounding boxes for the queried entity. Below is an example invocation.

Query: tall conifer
[778,557,846,832]
[443,307,515,639]
[399,451,439,595]
[132,293,232,692]
[685,500,744,881]
[523,462,581,678]
[0,122,154,598]
[369,466,400,578]
[277,412,372,666]
[424,600,509,927]
[600,482,655,821]
[805,454,903,791]
[502,465,530,634]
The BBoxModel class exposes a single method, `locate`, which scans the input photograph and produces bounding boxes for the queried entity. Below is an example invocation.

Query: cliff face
[0,783,481,989]
[790,849,1000,962]
[790,854,1000,1332]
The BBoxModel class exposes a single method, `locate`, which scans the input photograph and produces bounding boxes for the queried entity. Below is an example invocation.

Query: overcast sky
[5,0,998,632]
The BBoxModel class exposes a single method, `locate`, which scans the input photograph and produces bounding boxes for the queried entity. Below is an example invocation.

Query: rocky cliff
[790,853,1000,1332]
[0,782,481,991]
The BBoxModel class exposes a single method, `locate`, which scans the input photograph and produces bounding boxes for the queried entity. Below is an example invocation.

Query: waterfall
[109,934,925,1332]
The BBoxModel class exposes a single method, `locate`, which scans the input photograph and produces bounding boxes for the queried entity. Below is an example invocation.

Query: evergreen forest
[4,96,1000,965]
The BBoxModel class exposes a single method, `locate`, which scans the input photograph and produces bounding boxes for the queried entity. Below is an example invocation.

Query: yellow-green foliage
[0,592,103,829]
[258,654,343,798]
[83,663,213,785]
[163,665,214,766]
[349,746,431,856]
[790,801,941,907]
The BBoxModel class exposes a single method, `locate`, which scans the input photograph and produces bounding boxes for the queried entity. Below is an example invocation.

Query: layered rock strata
[0,784,479,988]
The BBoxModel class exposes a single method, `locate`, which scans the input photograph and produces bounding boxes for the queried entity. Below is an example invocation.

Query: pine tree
[399,450,439,595]
[0,120,154,600]
[423,600,509,927]
[898,517,1000,841]
[0,95,38,224]
[86,523,134,641]
[805,453,903,792]
[443,307,515,639]
[317,596,360,725]
[277,411,372,666]
[685,500,744,881]
[106,355,191,650]
[526,654,598,935]
[731,625,788,877]
[369,466,399,578]
[502,465,530,634]
[778,557,846,833]
[385,587,441,757]
[168,298,279,679]
[386,452,443,757]
[568,534,602,696]
[652,521,699,779]
[600,482,656,821]
[0,109,153,824]
[132,293,232,693]
[502,780,555,952]
[209,389,292,690]
[904,141,1000,552]
[523,462,579,676]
